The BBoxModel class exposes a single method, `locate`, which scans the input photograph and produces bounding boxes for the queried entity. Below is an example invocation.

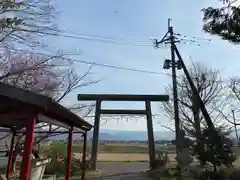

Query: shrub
[63,155,83,175]
[44,142,83,176]
[194,127,236,180]
[45,157,65,175]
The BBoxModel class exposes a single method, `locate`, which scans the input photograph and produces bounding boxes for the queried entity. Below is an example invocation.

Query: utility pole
[155,19,182,154]
[155,18,216,155]
[155,21,217,179]
[168,20,181,153]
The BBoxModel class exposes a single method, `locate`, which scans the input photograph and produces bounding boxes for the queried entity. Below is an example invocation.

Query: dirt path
[74,153,150,161]
[99,172,152,180]
[97,162,148,174]
[94,162,151,180]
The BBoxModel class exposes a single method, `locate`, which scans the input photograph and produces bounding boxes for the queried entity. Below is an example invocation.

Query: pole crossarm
[78,94,169,102]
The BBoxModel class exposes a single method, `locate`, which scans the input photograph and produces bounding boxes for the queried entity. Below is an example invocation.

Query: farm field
[42,141,176,162]
[42,141,240,179]
[74,152,178,162]
[42,141,240,164]
[72,142,176,153]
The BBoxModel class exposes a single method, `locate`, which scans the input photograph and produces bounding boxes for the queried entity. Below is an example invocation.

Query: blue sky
[49,0,240,131]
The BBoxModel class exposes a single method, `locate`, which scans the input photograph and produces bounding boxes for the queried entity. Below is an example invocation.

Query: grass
[42,141,176,154]
[148,168,174,180]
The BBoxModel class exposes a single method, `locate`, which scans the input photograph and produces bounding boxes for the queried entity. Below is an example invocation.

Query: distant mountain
[48,129,175,141]
[47,128,240,141]
[95,130,175,141]
[1,128,240,142]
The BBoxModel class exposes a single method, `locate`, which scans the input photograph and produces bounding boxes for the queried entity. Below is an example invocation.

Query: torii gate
[78,94,169,170]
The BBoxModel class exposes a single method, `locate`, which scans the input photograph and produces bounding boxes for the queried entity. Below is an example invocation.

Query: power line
[6,47,232,81]
[175,33,212,42]
[8,47,172,76]
[57,29,152,43]
[29,25,158,44]
[173,33,213,47]
[154,28,212,48]
[26,24,152,43]
[28,23,210,47]
[73,58,168,75]
[16,28,168,48]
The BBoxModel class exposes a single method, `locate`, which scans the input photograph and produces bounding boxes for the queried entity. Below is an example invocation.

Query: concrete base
[0,157,8,173]
[30,158,51,180]
[42,175,56,180]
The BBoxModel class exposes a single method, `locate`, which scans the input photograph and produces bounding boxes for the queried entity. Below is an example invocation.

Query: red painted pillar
[20,117,36,180]
[6,130,16,180]
[65,126,73,180]
[81,132,87,180]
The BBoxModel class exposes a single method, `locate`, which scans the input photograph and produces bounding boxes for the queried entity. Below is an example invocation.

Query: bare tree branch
[0,49,99,169]
[0,0,59,49]
[0,0,101,170]
[162,61,225,138]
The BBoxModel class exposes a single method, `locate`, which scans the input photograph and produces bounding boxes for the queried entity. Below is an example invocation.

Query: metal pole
[169,23,180,154]
[81,132,87,180]
[6,130,15,180]
[20,117,36,180]
[173,44,215,129]
[90,100,101,170]
[65,126,73,180]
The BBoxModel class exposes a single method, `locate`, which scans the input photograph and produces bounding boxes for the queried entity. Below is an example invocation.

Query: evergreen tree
[194,127,236,179]
[203,0,240,44]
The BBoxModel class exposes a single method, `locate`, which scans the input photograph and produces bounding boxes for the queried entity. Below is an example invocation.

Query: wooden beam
[100,109,146,115]
[38,114,70,129]
[16,131,85,134]
[0,82,92,130]
[0,111,34,120]
[38,114,89,131]
[145,100,156,169]
[78,94,169,102]
[90,100,101,170]
[0,111,34,128]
